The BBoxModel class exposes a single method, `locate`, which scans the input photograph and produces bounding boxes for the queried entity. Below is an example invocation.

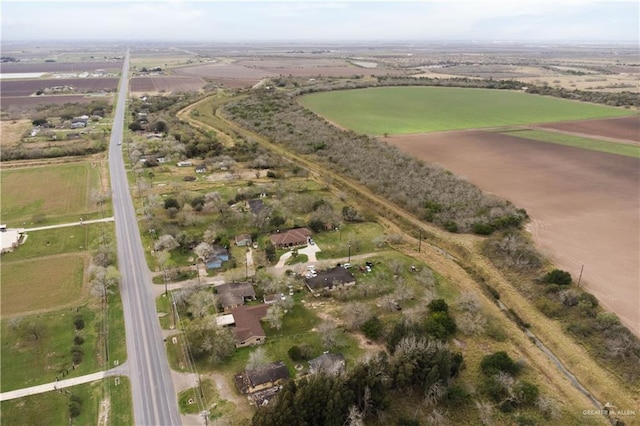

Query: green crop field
[0,162,100,225]
[499,129,640,158]
[298,87,634,135]
[1,254,86,316]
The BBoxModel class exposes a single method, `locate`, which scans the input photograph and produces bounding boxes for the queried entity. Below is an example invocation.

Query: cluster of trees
[223,89,527,234]
[375,76,639,108]
[254,338,463,425]
[484,230,640,384]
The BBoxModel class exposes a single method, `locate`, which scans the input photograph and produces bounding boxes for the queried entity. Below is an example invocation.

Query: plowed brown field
[130,76,205,94]
[388,129,640,336]
[538,116,640,143]
[1,95,112,109]
[0,60,122,73]
[1,78,119,96]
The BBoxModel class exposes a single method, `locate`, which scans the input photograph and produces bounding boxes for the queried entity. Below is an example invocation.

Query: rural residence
[205,245,230,270]
[216,282,256,312]
[305,266,355,294]
[235,361,290,405]
[308,353,346,376]
[235,234,252,247]
[0,225,22,253]
[230,304,270,347]
[270,227,312,249]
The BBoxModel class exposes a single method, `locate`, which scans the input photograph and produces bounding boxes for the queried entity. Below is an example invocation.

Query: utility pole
[348,242,351,263]
[418,229,422,253]
[577,264,584,287]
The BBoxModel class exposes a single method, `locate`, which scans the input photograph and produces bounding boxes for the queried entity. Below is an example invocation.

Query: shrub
[472,223,495,235]
[74,315,85,330]
[164,197,180,209]
[480,351,521,376]
[68,395,82,418]
[71,346,84,364]
[428,298,449,313]
[73,335,85,345]
[515,381,539,405]
[543,269,572,286]
[444,221,459,233]
[288,346,303,361]
[361,317,383,340]
[594,312,620,330]
[424,311,457,339]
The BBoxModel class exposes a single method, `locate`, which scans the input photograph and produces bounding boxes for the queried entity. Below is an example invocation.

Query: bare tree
[187,289,218,318]
[193,242,212,261]
[343,302,372,330]
[475,400,494,426]
[265,305,284,330]
[246,347,271,370]
[89,265,120,300]
[154,234,179,252]
[345,405,364,426]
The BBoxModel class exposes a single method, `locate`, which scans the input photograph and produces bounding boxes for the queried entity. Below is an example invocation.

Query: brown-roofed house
[231,304,269,347]
[216,282,256,312]
[270,227,312,249]
[305,267,355,294]
[235,360,290,395]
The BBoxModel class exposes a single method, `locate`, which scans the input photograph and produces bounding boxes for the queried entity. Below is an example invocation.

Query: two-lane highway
[109,50,181,425]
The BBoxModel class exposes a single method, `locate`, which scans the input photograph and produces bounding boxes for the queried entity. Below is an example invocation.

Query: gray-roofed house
[216,282,256,312]
[308,353,346,376]
[234,234,252,247]
[247,199,265,215]
[305,267,355,294]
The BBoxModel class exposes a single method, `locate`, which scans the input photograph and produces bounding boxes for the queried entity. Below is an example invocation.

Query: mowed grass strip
[298,87,634,135]
[0,162,96,224]
[1,254,86,316]
[499,129,640,158]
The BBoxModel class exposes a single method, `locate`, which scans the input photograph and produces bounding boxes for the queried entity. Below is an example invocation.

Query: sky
[1,0,638,42]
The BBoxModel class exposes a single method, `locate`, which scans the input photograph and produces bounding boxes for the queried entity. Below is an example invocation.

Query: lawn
[0,377,132,426]
[1,305,98,392]
[0,162,100,225]
[298,87,634,135]
[500,129,640,158]
[313,221,387,260]
[1,254,86,316]
[2,224,112,261]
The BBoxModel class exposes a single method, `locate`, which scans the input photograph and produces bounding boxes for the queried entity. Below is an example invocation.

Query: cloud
[1,1,637,41]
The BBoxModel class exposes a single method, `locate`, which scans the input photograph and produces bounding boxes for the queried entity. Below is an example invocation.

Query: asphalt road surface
[109,50,181,425]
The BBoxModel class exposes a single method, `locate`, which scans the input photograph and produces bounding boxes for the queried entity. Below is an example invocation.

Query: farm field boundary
[298,86,635,135]
[498,128,640,158]
[187,96,639,413]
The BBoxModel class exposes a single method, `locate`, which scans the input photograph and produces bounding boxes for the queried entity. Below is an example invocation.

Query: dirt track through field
[388,129,640,336]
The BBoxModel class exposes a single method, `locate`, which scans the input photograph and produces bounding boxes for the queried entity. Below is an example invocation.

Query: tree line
[222,88,527,235]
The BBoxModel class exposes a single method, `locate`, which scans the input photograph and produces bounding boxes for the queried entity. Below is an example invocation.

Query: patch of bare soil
[97,397,110,426]
[388,130,640,336]
[538,116,640,143]
[0,119,31,147]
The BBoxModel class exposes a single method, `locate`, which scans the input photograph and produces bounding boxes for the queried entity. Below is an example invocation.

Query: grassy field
[500,128,640,158]
[2,224,111,261]
[313,221,387,260]
[298,87,634,135]
[0,377,132,426]
[1,306,98,392]
[0,162,100,225]
[1,254,86,316]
